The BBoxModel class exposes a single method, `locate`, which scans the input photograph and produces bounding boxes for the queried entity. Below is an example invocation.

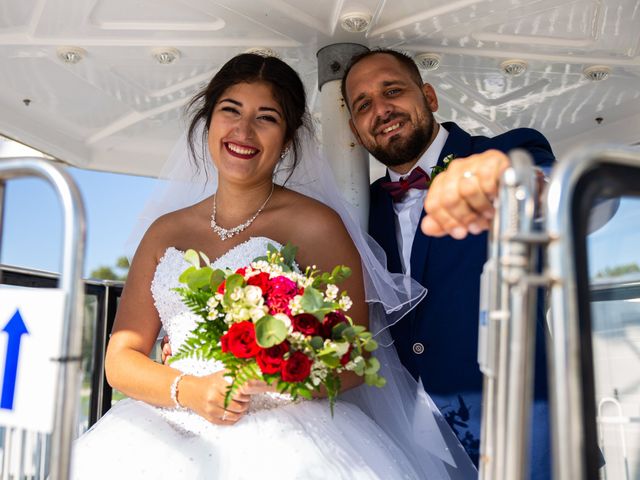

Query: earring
[279,147,290,160]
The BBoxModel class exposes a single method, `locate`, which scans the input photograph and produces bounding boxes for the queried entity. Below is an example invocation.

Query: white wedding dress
[71,237,426,480]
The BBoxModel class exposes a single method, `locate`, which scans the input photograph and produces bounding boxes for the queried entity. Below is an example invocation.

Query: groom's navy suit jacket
[369,122,555,478]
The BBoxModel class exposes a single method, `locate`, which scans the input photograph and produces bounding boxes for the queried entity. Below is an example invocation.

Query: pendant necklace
[210,184,275,241]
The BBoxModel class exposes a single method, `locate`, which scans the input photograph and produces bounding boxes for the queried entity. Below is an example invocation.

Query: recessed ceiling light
[57,47,86,64]
[152,48,181,65]
[500,59,527,76]
[583,65,611,81]
[244,47,279,58]
[340,11,372,33]
[414,53,441,71]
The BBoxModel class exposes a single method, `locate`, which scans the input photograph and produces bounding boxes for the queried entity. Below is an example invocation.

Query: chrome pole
[0,157,86,480]
[479,150,541,480]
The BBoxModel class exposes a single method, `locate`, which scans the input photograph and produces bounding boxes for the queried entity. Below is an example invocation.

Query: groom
[341,49,554,478]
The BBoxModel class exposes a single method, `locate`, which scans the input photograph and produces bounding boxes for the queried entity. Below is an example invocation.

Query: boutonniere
[430,154,456,181]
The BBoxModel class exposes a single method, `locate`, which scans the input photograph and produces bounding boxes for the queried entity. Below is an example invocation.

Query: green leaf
[209,269,226,292]
[186,267,213,290]
[184,249,201,268]
[317,352,340,368]
[281,243,298,267]
[296,387,313,400]
[340,326,356,342]
[364,357,380,375]
[300,287,325,318]
[363,339,378,352]
[331,322,348,339]
[330,265,352,284]
[254,315,288,348]
[309,336,324,350]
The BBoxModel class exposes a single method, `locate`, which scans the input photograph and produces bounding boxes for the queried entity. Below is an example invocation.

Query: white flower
[250,306,268,322]
[324,284,338,301]
[310,360,329,386]
[339,296,353,311]
[230,287,243,302]
[233,307,251,322]
[273,312,293,333]
[288,295,303,315]
[243,285,264,306]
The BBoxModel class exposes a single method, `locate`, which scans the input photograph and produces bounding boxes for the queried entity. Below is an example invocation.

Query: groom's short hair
[340,49,424,110]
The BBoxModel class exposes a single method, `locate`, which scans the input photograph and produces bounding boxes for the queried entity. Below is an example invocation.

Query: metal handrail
[545,145,640,480]
[0,157,86,480]
[478,150,541,480]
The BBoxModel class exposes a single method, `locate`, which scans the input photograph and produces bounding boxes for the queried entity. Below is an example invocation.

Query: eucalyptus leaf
[340,326,356,342]
[331,322,348,339]
[309,336,324,350]
[254,315,288,348]
[364,339,379,352]
[184,249,201,268]
[183,266,213,290]
[209,269,226,292]
[364,357,380,374]
[318,352,340,368]
[300,287,325,318]
[223,273,245,305]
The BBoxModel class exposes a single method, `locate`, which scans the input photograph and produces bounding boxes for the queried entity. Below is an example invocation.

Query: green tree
[90,255,130,281]
[595,262,640,278]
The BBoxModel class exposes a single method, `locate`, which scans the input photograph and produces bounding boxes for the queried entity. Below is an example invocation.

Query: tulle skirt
[71,398,422,479]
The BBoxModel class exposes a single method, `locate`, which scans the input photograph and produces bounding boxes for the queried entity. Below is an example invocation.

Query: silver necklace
[210,184,275,241]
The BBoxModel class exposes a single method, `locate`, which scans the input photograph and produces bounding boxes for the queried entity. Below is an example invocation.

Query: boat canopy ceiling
[1,0,639,176]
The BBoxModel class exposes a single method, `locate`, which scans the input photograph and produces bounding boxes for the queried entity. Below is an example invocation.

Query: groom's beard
[368,106,436,169]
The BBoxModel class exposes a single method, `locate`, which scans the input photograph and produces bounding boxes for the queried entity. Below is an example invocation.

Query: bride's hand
[180,371,251,425]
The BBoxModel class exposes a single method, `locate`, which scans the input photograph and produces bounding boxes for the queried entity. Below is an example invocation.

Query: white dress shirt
[387,125,449,276]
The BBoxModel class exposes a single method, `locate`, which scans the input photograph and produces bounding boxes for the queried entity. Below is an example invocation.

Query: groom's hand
[421,149,510,239]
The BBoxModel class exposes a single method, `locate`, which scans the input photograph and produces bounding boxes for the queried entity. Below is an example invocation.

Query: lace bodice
[150,237,295,433]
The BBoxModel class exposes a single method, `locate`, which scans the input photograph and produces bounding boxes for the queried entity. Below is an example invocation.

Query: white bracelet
[170,372,188,410]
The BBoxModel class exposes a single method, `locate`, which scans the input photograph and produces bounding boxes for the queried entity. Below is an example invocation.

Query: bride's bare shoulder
[137,198,212,260]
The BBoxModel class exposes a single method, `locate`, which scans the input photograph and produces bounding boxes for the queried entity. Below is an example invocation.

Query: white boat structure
[0,0,639,478]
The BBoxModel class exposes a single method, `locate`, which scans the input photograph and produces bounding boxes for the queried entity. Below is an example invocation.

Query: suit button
[412,342,425,354]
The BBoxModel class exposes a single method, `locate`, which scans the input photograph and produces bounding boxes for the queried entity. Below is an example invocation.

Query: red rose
[221,321,261,359]
[281,351,312,382]
[340,345,353,366]
[220,334,230,353]
[247,272,270,295]
[235,267,247,277]
[217,280,226,294]
[266,276,298,315]
[256,341,290,374]
[322,311,348,338]
[292,314,321,336]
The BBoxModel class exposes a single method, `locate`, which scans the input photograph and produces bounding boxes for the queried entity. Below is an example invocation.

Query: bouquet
[170,243,385,412]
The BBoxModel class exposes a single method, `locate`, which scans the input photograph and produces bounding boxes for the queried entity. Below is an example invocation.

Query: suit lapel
[410,122,474,281]
[370,176,403,275]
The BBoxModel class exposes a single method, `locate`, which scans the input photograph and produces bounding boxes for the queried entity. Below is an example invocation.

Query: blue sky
[1,167,157,277]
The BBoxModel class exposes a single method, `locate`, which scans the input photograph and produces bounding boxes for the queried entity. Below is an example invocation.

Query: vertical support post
[317,43,370,228]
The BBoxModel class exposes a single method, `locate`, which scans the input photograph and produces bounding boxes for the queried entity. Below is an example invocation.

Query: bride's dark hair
[186,53,311,179]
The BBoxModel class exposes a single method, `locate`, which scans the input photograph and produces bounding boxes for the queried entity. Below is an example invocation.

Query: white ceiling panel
[0,0,638,176]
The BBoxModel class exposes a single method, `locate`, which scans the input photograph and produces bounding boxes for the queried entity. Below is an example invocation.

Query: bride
[71,53,475,479]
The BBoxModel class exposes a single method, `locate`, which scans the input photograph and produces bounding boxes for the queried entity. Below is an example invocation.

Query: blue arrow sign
[1,309,29,410]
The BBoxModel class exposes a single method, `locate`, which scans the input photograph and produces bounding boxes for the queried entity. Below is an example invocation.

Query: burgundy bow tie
[380,167,430,202]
